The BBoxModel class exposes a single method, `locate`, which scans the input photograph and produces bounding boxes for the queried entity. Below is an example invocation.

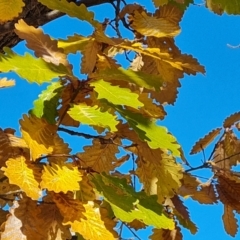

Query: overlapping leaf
[0,48,71,84]
[32,81,63,124]
[0,0,24,23]
[1,156,42,200]
[150,226,183,240]
[15,19,70,67]
[20,114,57,160]
[41,162,82,193]
[206,0,240,15]
[68,103,119,132]
[91,173,175,230]
[91,79,144,109]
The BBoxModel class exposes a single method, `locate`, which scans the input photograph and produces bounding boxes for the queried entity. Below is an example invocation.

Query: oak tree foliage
[0,0,239,239]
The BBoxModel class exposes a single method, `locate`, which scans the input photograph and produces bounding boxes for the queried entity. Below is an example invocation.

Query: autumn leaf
[15,19,70,67]
[20,114,57,160]
[31,81,63,124]
[68,103,119,132]
[0,0,24,23]
[190,128,222,154]
[206,0,240,15]
[150,226,183,240]
[39,0,100,28]
[91,173,175,230]
[40,162,82,193]
[222,204,238,236]
[0,78,15,89]
[0,48,71,84]
[223,112,240,128]
[91,79,144,109]
[1,156,42,200]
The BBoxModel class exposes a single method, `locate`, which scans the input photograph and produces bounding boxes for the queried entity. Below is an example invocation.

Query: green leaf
[91,173,175,230]
[0,48,71,84]
[92,67,162,90]
[68,103,119,132]
[31,81,64,124]
[206,0,240,15]
[38,0,100,28]
[57,34,90,54]
[91,79,144,109]
[117,107,180,156]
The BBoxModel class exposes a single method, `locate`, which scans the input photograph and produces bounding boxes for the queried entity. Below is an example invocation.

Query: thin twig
[58,127,100,139]
[123,222,141,240]
[185,162,210,173]
[132,153,136,191]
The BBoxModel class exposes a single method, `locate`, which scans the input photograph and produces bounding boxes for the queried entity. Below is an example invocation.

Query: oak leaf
[0,0,24,23]
[1,156,42,200]
[222,204,238,236]
[150,225,183,240]
[20,114,57,160]
[15,19,70,67]
[223,111,240,128]
[190,128,222,154]
[41,162,82,193]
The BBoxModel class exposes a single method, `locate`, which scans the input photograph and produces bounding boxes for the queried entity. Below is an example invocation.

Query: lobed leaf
[0,48,71,84]
[68,103,119,132]
[190,128,222,154]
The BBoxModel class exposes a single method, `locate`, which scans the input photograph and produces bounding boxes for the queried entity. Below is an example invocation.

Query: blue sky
[1,1,240,239]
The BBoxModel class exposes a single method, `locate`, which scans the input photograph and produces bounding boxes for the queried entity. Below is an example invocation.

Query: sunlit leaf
[41,162,82,193]
[68,103,119,132]
[31,81,63,124]
[0,0,24,23]
[223,112,240,128]
[222,204,238,236]
[20,114,57,160]
[1,156,42,200]
[91,173,175,230]
[150,226,183,240]
[0,48,71,84]
[91,79,144,109]
[206,0,240,15]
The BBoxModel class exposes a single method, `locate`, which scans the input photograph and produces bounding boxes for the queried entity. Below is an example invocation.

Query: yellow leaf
[0,78,15,88]
[0,0,24,23]
[190,128,222,154]
[67,201,116,240]
[129,7,181,38]
[15,19,70,67]
[41,162,82,193]
[1,156,42,200]
[20,114,57,160]
[222,204,238,237]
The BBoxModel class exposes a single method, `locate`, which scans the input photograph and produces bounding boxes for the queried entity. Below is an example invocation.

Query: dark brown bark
[0,0,114,52]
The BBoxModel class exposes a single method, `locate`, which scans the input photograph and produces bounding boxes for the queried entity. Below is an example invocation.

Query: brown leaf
[15,19,70,67]
[223,112,240,128]
[190,128,222,154]
[150,225,183,240]
[222,204,238,237]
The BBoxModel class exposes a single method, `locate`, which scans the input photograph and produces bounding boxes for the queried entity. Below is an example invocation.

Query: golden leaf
[190,128,222,154]
[0,128,29,166]
[222,204,238,237]
[68,201,116,240]
[0,0,24,23]
[150,225,183,240]
[0,78,15,88]
[20,114,57,160]
[1,156,42,200]
[81,38,101,74]
[223,111,240,128]
[77,137,120,173]
[41,162,82,193]
[15,19,70,67]
[129,7,181,38]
